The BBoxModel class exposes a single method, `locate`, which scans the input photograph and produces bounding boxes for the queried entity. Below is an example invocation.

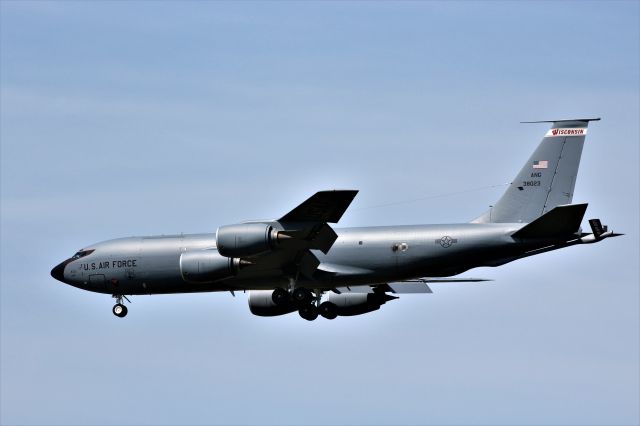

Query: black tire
[112,303,128,317]
[318,302,338,320]
[271,288,289,306]
[298,304,318,321]
[292,288,312,305]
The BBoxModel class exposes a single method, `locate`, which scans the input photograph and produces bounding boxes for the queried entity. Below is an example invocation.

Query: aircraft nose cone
[51,262,67,283]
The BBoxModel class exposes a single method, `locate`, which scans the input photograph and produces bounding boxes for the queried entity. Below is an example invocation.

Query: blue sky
[1,2,638,425]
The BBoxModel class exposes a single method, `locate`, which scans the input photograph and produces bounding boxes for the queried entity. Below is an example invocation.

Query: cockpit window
[71,249,94,260]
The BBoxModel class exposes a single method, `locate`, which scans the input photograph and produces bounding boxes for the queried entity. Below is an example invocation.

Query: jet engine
[180,249,240,283]
[216,223,282,258]
[248,290,297,317]
[327,292,397,316]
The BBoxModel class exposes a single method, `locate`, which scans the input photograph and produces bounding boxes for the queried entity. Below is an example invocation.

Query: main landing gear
[112,295,130,318]
[299,303,318,321]
[318,301,338,320]
[272,287,338,321]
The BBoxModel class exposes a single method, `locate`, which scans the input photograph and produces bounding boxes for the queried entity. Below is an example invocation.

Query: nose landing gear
[112,295,130,318]
[113,303,128,317]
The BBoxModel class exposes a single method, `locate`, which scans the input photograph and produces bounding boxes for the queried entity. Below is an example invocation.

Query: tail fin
[474,118,600,224]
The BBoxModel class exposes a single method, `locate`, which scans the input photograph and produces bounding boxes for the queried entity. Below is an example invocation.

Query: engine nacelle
[180,249,239,283]
[216,223,279,258]
[248,290,297,317]
[328,292,397,316]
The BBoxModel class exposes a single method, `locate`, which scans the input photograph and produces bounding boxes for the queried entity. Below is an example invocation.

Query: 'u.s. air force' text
[80,259,137,271]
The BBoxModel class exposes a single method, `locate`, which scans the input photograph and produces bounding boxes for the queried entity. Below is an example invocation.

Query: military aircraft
[51,118,620,320]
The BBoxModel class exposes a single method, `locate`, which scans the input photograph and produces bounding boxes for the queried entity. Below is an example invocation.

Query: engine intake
[180,249,240,283]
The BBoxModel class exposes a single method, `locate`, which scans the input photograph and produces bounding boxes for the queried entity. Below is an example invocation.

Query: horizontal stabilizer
[521,117,601,123]
[512,203,588,239]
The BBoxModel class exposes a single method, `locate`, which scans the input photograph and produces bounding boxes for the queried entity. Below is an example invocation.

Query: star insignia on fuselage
[436,236,458,248]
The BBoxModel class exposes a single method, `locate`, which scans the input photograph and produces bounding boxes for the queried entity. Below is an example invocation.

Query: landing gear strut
[112,295,130,318]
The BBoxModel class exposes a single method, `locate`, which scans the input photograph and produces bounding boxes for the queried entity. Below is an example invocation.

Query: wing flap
[333,278,489,294]
[387,282,433,294]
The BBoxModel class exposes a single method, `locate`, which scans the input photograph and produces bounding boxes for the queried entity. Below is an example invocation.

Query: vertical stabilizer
[474,118,599,224]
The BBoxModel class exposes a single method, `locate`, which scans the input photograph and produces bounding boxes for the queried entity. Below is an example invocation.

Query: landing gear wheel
[271,288,289,306]
[299,304,318,321]
[292,288,313,305]
[112,303,128,318]
[318,302,338,320]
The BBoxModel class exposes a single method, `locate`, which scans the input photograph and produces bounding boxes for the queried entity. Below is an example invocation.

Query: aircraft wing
[231,190,359,279]
[335,278,491,294]
[279,190,359,223]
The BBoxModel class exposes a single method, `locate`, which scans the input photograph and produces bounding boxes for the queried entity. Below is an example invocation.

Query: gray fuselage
[54,222,545,296]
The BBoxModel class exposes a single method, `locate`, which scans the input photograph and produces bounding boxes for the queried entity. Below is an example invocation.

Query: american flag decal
[533,160,548,169]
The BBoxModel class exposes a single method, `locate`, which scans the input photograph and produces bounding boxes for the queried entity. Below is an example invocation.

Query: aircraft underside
[51,118,621,320]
